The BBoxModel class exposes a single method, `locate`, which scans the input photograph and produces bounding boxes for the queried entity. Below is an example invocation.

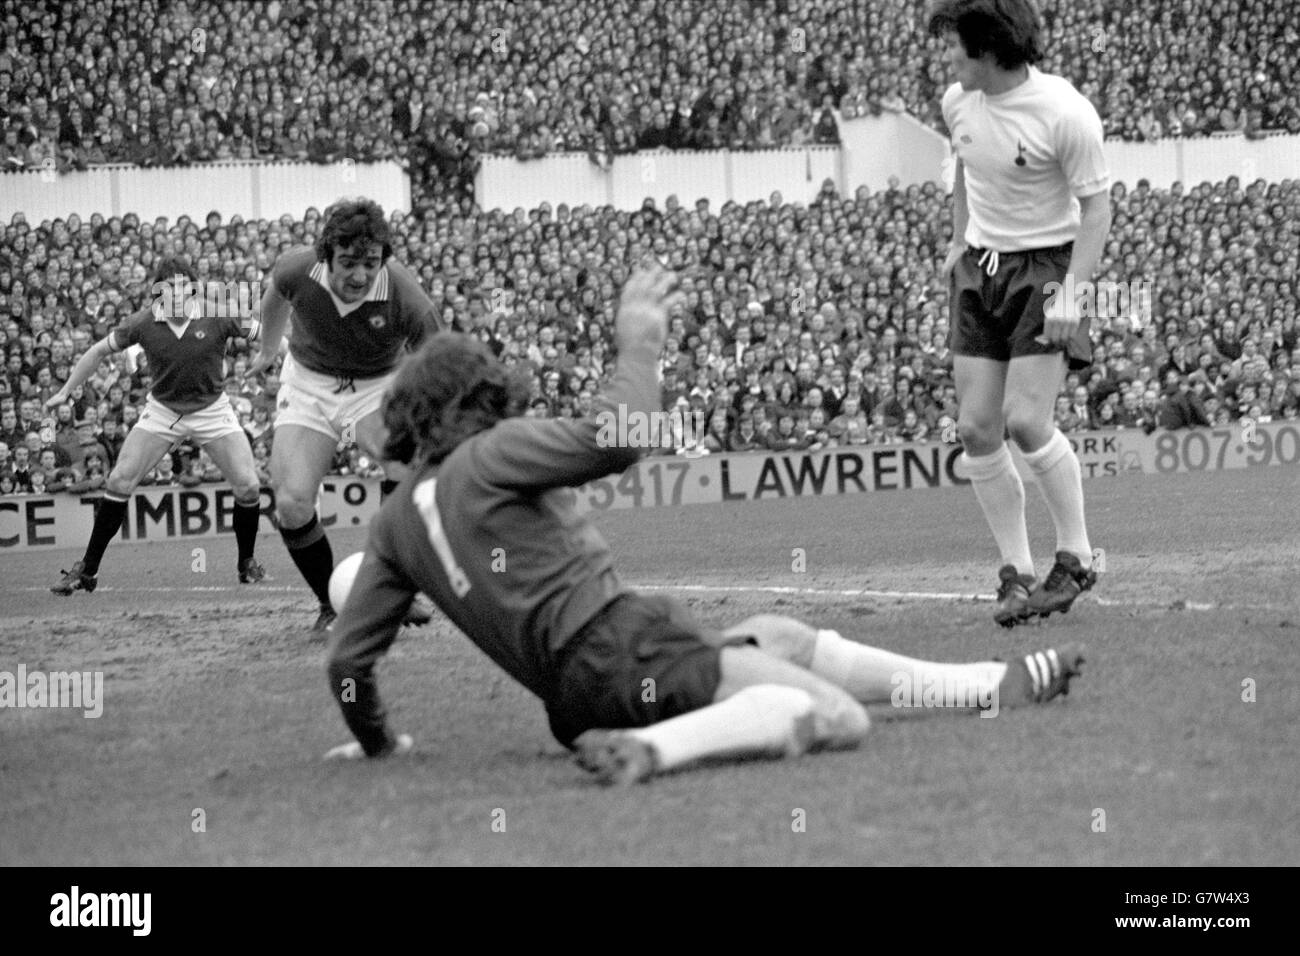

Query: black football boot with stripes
[990,644,1086,709]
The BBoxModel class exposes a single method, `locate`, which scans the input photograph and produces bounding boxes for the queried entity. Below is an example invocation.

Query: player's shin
[961,443,1034,575]
[810,630,1007,708]
[279,512,334,604]
[629,685,816,771]
[82,494,129,576]
[233,498,261,563]
[1022,430,1091,563]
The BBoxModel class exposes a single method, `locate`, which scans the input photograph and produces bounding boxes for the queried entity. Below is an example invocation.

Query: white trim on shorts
[134,392,246,446]
[275,353,396,444]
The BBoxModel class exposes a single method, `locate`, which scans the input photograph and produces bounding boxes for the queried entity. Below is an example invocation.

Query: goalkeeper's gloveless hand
[614,263,683,357]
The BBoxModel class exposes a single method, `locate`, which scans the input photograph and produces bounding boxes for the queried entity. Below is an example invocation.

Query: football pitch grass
[1,463,1296,866]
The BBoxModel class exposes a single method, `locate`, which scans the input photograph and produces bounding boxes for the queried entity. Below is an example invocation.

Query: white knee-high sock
[628,685,815,771]
[962,443,1034,576]
[1021,430,1091,563]
[811,630,1007,708]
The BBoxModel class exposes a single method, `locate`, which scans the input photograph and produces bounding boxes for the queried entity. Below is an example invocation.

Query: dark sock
[82,495,128,577]
[379,478,399,500]
[233,500,260,563]
[279,513,334,606]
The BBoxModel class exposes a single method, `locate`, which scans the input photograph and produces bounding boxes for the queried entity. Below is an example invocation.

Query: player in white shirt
[928,0,1113,626]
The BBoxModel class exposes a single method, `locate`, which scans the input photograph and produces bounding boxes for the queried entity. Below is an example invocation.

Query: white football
[329,551,367,614]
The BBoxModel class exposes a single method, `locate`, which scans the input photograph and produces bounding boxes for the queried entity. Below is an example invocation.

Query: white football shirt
[942,67,1109,252]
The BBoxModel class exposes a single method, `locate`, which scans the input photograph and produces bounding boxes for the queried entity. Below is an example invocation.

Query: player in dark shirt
[247,198,442,632]
[48,256,266,594]
[325,266,1085,784]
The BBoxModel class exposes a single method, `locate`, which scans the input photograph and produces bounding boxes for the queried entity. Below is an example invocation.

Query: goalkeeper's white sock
[1021,429,1092,565]
[962,443,1035,576]
[629,685,815,771]
[810,629,1007,708]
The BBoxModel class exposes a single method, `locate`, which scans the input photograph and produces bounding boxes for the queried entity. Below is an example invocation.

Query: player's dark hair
[149,255,198,286]
[926,0,1043,68]
[315,198,394,265]
[383,332,529,466]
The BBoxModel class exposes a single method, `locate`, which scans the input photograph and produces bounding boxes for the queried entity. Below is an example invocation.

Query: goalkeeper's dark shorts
[546,592,755,748]
[950,241,1093,371]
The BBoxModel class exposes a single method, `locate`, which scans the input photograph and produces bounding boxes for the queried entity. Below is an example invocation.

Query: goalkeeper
[324,266,1085,784]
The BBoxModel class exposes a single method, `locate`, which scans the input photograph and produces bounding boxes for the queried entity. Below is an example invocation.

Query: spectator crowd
[3,0,1299,210]
[3,168,1299,495]
[2,0,1299,497]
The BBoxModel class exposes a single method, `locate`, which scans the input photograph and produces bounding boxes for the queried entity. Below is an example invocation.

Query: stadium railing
[475,114,950,211]
[475,123,1300,211]
[0,160,411,222]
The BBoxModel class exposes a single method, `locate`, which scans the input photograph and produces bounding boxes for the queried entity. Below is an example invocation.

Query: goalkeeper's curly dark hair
[315,197,393,264]
[383,332,531,466]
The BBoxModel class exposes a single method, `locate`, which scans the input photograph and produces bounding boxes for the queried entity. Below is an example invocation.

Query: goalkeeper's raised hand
[615,263,683,358]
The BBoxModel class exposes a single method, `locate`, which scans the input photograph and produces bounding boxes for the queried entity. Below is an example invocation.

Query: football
[329,551,367,614]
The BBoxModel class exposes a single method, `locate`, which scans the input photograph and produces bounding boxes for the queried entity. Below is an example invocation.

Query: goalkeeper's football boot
[993,564,1037,629]
[312,604,337,634]
[52,560,97,596]
[402,592,435,627]
[574,730,661,785]
[990,644,1086,709]
[238,557,266,584]
[1026,551,1097,619]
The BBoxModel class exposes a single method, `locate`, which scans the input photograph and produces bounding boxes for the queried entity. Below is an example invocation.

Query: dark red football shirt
[111,308,246,414]
[272,246,442,378]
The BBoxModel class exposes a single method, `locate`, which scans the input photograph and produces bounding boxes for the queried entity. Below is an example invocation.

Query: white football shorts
[135,392,245,445]
[275,353,395,444]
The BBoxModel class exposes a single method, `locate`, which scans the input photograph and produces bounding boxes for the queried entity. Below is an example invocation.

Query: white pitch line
[19,582,986,600]
[640,583,992,601]
[638,582,1221,611]
[3,581,1227,611]
[10,585,303,593]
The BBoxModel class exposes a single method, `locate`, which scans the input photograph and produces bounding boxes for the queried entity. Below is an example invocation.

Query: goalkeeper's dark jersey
[326,344,660,755]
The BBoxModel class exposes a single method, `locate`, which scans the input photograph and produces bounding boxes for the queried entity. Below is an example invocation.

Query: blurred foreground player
[248,198,441,631]
[49,257,266,593]
[324,266,1084,784]
[930,0,1112,626]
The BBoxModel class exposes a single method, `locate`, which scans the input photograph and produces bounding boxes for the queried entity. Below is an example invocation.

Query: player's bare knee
[730,614,817,667]
[231,480,261,506]
[1004,410,1051,451]
[957,417,1001,455]
[104,472,135,498]
[275,490,316,528]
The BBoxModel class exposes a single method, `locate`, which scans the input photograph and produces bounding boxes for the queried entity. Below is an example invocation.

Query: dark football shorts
[950,242,1092,370]
[546,593,755,748]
